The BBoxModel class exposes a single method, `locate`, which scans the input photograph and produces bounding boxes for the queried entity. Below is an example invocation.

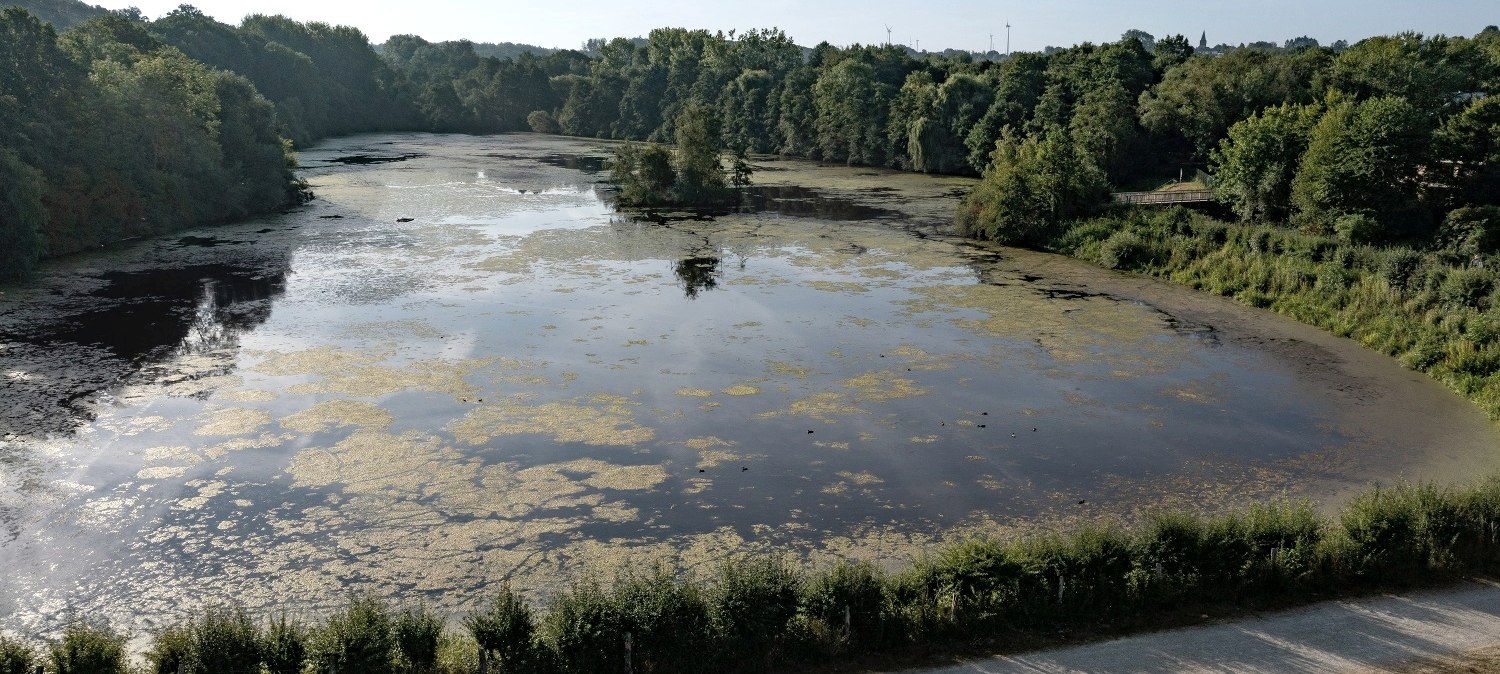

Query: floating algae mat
[3,132,1499,638]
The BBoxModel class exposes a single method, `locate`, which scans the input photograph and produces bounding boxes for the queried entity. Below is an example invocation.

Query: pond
[2,132,1496,637]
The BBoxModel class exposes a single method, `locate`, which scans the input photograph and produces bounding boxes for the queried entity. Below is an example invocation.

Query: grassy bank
[1040,206,1500,419]
[7,478,1500,673]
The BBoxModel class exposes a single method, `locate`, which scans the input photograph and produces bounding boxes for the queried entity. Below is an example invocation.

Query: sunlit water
[2,133,1496,638]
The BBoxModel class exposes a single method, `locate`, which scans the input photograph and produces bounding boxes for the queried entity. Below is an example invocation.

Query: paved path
[902,581,1500,674]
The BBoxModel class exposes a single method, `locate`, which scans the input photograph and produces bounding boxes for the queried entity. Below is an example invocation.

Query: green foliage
[957,129,1110,244]
[708,557,800,665]
[0,149,47,280]
[527,110,561,134]
[465,583,535,671]
[189,606,261,674]
[49,622,127,674]
[260,613,307,674]
[1334,212,1382,244]
[1437,206,1500,259]
[610,142,677,206]
[1440,267,1495,310]
[671,102,728,204]
[310,596,396,674]
[394,603,443,673]
[801,561,888,647]
[1291,96,1430,235]
[0,635,38,674]
[1210,103,1322,221]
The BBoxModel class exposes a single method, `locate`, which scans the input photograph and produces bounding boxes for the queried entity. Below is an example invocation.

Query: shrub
[394,603,443,673]
[261,614,307,674]
[146,624,193,674]
[708,557,801,665]
[1441,267,1494,309]
[1335,213,1382,244]
[1378,249,1425,292]
[526,110,561,135]
[540,581,623,674]
[612,566,711,673]
[311,596,396,674]
[800,561,888,647]
[1098,230,1146,269]
[465,584,535,672]
[49,622,127,674]
[1436,205,1500,259]
[192,605,261,674]
[0,635,38,674]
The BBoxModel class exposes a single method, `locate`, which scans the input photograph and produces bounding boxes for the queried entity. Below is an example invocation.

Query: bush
[800,561,888,647]
[1437,206,1500,259]
[1335,213,1383,244]
[1098,230,1146,269]
[465,584,535,672]
[1378,249,1425,292]
[709,557,801,665]
[526,110,561,135]
[0,635,38,674]
[394,603,443,673]
[192,605,261,674]
[311,596,396,674]
[49,622,127,674]
[612,566,711,673]
[1441,267,1494,309]
[540,581,624,674]
[261,614,307,674]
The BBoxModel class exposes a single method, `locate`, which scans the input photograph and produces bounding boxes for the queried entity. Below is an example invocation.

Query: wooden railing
[1112,189,1216,205]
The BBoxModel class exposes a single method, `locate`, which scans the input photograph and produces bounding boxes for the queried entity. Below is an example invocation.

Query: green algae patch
[447,394,656,446]
[280,400,394,434]
[194,408,273,437]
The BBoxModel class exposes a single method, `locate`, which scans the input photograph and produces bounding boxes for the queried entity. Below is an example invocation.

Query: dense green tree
[1139,49,1328,159]
[1210,103,1323,221]
[963,52,1047,170]
[957,129,1110,243]
[1291,96,1431,235]
[1434,95,1500,206]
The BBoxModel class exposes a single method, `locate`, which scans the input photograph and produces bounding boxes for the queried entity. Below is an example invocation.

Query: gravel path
[902,581,1500,674]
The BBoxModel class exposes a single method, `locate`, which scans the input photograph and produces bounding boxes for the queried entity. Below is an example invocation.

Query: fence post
[477,646,488,674]
[623,631,633,674]
[843,604,851,638]
[1057,575,1066,604]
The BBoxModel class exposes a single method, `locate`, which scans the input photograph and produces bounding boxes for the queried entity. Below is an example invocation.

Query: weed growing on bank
[1049,206,1500,418]
[13,479,1500,673]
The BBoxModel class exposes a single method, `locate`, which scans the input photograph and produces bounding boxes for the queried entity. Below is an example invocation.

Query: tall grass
[31,477,1500,674]
[1050,207,1500,418]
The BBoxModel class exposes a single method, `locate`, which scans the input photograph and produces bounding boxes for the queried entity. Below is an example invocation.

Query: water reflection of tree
[674,257,721,299]
[1,253,290,438]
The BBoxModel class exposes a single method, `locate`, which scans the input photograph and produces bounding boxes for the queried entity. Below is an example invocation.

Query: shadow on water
[320,153,422,165]
[621,185,902,225]
[674,256,721,299]
[0,257,290,437]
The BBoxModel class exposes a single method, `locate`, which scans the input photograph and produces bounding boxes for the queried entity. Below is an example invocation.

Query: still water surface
[1,133,1496,636]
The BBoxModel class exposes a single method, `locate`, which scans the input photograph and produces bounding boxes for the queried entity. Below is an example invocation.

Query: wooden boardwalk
[1112,189,1216,205]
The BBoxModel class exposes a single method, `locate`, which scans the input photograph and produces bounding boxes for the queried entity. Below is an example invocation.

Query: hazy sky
[97,0,1498,51]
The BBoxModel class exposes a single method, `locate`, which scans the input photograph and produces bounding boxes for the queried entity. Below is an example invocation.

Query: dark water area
[1,132,1496,641]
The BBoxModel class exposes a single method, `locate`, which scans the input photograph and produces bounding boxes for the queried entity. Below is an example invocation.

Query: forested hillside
[3,1,1499,281]
[0,8,301,278]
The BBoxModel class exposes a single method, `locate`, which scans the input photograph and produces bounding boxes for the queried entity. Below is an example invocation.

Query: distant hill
[3,0,108,29]
[374,39,556,60]
[472,41,556,60]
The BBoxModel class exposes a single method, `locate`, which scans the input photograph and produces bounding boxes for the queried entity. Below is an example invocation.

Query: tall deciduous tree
[1291,96,1431,236]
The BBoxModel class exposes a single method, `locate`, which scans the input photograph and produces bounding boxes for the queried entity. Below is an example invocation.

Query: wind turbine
[1006,21,1012,55]
[884,24,892,46]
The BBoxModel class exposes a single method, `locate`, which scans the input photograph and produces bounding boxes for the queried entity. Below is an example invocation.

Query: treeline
[960,29,1500,248]
[0,8,303,279]
[7,478,1500,673]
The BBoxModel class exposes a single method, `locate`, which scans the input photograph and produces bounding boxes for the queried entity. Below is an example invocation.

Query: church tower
[1199,31,1208,49]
